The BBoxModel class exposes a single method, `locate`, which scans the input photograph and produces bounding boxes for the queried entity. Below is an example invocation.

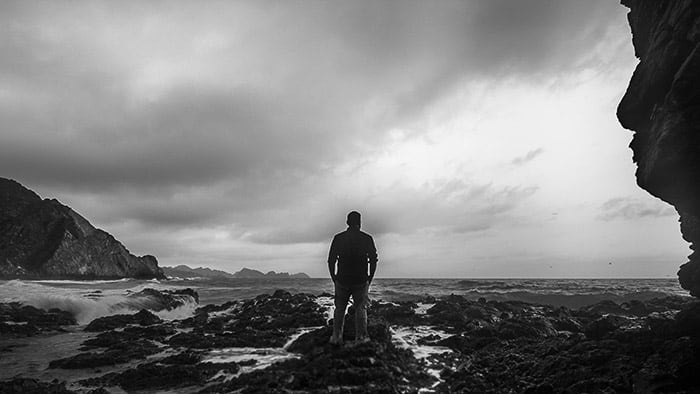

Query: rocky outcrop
[0,178,164,279]
[617,1,700,296]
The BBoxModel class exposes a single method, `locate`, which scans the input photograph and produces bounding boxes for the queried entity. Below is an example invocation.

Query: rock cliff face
[618,0,700,296]
[0,178,164,279]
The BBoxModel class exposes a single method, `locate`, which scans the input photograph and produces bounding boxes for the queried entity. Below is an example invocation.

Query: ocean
[0,277,686,324]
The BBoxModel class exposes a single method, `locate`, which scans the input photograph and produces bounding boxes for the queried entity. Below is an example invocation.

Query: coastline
[1,283,699,393]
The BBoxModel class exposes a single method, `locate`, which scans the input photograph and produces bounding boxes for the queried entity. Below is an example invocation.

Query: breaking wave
[0,280,198,324]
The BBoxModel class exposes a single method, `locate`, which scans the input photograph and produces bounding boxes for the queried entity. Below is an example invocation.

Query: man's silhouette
[327,211,378,345]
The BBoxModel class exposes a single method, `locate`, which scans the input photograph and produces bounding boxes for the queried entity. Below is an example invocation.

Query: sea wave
[0,280,198,324]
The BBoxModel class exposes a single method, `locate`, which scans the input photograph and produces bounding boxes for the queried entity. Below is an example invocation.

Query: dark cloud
[512,148,544,165]
[244,180,538,245]
[0,1,631,267]
[598,197,676,221]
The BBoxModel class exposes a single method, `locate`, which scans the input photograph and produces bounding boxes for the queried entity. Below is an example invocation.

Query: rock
[0,302,76,337]
[0,378,75,394]
[84,309,162,332]
[584,315,630,340]
[99,361,239,391]
[0,177,164,279]
[168,329,288,349]
[206,321,433,393]
[49,338,161,369]
[674,301,700,336]
[369,300,417,325]
[169,291,327,350]
[160,351,203,365]
[617,1,700,296]
[81,325,174,349]
[286,316,392,354]
[126,287,199,309]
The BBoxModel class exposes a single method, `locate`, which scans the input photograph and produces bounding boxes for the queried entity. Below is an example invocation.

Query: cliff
[0,178,164,279]
[617,1,700,295]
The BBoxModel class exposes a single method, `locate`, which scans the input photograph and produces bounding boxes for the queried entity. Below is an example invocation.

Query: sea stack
[617,1,700,296]
[0,177,164,279]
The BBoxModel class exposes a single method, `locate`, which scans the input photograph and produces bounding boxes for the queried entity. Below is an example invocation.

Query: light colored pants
[332,281,369,340]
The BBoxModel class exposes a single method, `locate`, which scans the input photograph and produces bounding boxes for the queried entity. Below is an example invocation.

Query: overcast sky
[0,0,688,278]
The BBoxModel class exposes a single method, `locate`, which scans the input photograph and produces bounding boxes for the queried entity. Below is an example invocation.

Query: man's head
[346,211,361,228]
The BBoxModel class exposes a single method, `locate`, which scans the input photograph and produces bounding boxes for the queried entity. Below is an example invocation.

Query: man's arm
[367,236,378,284]
[327,235,338,282]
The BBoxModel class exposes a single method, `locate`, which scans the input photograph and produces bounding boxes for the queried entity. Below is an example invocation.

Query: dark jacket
[328,228,378,285]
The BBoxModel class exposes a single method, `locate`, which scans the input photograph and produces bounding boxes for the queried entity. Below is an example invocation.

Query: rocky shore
[2,288,700,393]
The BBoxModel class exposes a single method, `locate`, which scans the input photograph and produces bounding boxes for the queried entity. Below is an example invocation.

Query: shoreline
[2,287,700,392]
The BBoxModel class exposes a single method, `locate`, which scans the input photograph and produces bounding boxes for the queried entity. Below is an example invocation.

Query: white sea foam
[391,325,452,392]
[283,326,323,350]
[315,296,334,322]
[391,326,451,359]
[203,347,299,375]
[414,303,435,315]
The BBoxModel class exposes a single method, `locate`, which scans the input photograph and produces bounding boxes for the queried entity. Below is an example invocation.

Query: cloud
[598,197,676,221]
[244,180,538,245]
[512,148,544,165]
[0,1,639,274]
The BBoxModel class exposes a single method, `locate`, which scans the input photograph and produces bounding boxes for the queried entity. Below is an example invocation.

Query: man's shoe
[354,336,370,344]
[329,336,343,345]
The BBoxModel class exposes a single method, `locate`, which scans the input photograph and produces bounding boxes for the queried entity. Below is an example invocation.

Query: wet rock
[84,309,161,332]
[496,316,557,339]
[205,321,432,393]
[287,317,392,354]
[0,378,75,394]
[160,351,203,365]
[49,338,161,369]
[0,303,76,337]
[368,300,417,325]
[91,361,239,391]
[584,315,630,340]
[127,287,199,308]
[169,290,326,350]
[169,328,289,349]
[632,337,700,392]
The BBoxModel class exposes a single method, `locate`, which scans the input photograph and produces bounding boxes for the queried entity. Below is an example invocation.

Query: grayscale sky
[0,0,687,278]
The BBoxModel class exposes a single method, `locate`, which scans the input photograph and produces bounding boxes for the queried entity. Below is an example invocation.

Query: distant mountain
[162,265,235,279]
[0,177,164,279]
[232,267,310,279]
[162,265,310,279]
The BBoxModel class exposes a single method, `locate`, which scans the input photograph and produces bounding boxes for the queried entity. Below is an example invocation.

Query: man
[327,211,378,345]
